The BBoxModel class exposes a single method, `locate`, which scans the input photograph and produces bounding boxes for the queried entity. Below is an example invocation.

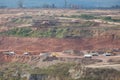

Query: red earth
[0,36,119,54]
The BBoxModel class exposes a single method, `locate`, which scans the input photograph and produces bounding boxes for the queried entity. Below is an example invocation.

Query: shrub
[102,16,120,22]
[70,14,96,20]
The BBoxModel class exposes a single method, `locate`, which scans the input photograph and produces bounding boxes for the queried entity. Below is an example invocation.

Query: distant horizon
[0,0,120,8]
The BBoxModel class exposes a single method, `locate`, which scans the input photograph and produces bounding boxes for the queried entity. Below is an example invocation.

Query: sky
[0,0,120,8]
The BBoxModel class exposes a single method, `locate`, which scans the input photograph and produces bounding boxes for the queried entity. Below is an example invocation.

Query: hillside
[0,36,119,53]
[0,9,120,53]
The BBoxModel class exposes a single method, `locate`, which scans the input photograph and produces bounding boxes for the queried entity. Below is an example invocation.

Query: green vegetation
[66,21,98,28]
[102,16,120,22]
[0,63,31,80]
[1,25,119,38]
[83,68,120,80]
[10,17,32,24]
[31,63,75,80]
[0,63,120,80]
[69,14,120,22]
[69,14,97,20]
[0,27,33,37]
[0,27,94,38]
[30,63,120,80]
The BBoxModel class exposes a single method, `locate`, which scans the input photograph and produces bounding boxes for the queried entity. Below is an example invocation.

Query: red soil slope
[0,36,119,54]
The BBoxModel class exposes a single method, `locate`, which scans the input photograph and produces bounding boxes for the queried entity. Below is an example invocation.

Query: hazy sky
[0,0,120,8]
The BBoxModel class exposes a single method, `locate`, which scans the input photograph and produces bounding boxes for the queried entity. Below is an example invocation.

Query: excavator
[42,52,59,61]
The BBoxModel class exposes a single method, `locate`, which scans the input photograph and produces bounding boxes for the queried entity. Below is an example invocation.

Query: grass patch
[0,27,93,38]
[69,14,97,20]
[102,16,120,22]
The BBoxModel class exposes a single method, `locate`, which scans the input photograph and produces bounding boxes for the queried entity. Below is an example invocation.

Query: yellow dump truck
[51,52,60,57]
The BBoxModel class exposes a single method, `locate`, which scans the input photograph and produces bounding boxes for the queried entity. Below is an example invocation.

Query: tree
[18,0,24,8]
[51,4,56,8]
[64,0,67,8]
[69,4,80,9]
[42,3,50,8]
